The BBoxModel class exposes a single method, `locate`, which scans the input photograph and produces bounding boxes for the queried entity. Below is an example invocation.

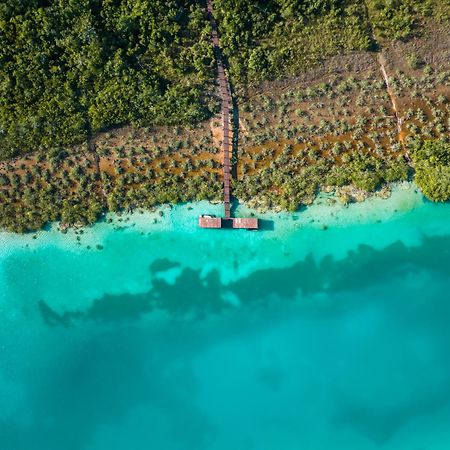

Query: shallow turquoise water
[1,184,450,450]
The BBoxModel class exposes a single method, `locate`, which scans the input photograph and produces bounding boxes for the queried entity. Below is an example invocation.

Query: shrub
[411,140,450,201]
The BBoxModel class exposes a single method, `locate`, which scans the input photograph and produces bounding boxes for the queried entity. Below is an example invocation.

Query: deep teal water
[1,185,450,450]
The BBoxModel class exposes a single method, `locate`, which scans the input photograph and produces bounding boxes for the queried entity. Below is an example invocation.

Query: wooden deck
[232,218,259,229]
[199,216,259,230]
[198,216,222,229]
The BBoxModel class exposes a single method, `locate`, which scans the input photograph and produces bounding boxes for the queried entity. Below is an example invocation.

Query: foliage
[213,0,372,84]
[366,0,450,41]
[0,0,214,158]
[411,140,450,201]
[406,52,423,70]
[213,0,450,85]
[366,0,416,40]
[1,0,449,232]
[0,142,223,232]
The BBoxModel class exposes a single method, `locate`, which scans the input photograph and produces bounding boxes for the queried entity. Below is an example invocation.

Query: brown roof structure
[232,218,259,229]
[198,216,222,229]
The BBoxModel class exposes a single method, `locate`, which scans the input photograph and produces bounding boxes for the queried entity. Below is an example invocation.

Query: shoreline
[1,58,449,234]
[0,180,421,239]
[0,181,441,288]
[1,177,450,314]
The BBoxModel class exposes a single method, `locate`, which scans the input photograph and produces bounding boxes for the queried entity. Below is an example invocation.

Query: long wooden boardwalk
[199,1,258,230]
[207,0,232,219]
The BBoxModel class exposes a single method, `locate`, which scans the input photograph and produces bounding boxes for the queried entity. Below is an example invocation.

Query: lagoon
[1,183,450,450]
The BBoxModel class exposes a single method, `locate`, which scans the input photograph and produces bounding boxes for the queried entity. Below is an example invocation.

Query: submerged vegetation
[0,0,449,232]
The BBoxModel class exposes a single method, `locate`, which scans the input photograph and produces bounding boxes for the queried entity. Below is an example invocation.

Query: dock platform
[232,218,258,229]
[198,216,222,229]
[199,216,259,230]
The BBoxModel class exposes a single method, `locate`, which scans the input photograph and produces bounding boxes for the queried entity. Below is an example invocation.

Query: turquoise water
[2,183,450,449]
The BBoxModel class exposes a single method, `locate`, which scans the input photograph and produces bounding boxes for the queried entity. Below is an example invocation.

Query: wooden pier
[199,0,259,230]
[199,216,259,230]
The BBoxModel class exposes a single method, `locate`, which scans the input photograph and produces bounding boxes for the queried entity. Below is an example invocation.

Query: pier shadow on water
[258,218,275,231]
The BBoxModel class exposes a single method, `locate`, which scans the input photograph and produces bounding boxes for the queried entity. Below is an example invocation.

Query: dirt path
[377,53,402,133]
[377,52,411,163]
[363,1,410,162]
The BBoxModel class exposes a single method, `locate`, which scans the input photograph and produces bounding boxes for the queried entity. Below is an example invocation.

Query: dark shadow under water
[37,233,450,325]
[3,234,450,450]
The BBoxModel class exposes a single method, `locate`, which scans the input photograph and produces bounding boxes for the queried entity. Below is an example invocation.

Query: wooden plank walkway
[207,0,232,219]
[199,1,259,230]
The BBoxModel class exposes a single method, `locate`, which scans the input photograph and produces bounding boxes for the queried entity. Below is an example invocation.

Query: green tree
[411,140,450,201]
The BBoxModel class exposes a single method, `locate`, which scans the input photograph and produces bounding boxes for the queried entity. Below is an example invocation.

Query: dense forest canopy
[411,140,450,202]
[213,0,373,83]
[0,0,214,159]
[366,0,450,40]
[0,0,449,159]
[213,0,449,84]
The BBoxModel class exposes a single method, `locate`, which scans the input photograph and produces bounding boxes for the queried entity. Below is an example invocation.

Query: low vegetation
[0,126,222,232]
